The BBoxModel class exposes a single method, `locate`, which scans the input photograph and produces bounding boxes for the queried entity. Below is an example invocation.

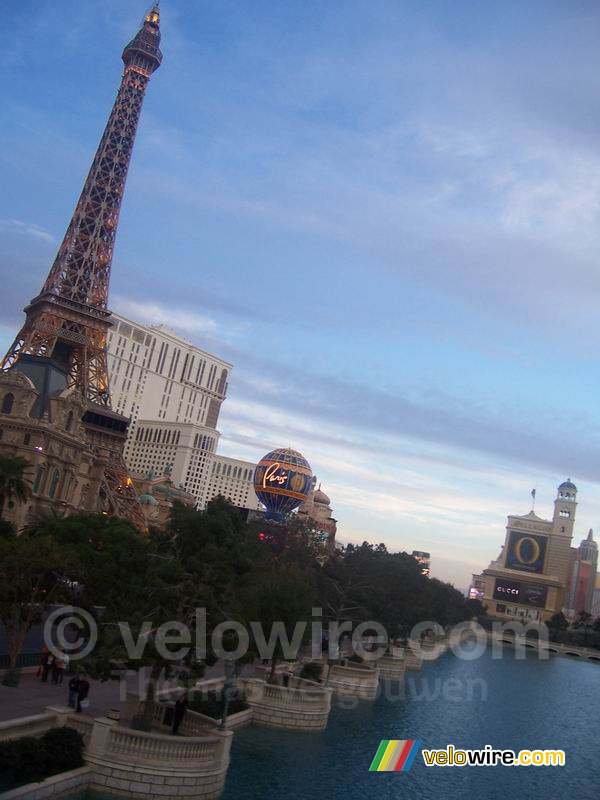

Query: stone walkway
[0,671,140,723]
[0,658,263,724]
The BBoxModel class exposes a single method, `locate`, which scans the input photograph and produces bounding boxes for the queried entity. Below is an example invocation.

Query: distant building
[468,575,486,600]
[566,529,598,616]
[106,312,232,507]
[0,371,103,529]
[133,472,196,527]
[297,480,337,555]
[204,454,260,510]
[412,551,431,577]
[476,480,578,623]
[591,574,600,618]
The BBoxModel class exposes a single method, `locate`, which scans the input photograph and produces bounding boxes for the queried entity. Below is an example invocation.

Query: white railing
[0,712,56,742]
[243,679,331,711]
[66,714,94,747]
[106,725,226,767]
[328,664,379,683]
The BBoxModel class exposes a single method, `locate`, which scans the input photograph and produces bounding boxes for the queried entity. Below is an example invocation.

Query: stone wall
[242,678,332,731]
[0,766,91,800]
[85,754,228,800]
[324,663,379,700]
[0,706,233,800]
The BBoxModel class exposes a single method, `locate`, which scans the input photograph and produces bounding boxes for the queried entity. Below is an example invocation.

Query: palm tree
[0,455,31,520]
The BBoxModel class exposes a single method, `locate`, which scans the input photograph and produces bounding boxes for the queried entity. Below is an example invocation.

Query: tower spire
[1,9,162,402]
[1,8,163,529]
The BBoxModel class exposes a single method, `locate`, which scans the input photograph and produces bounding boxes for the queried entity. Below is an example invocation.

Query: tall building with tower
[566,529,598,616]
[474,480,578,622]
[0,7,162,529]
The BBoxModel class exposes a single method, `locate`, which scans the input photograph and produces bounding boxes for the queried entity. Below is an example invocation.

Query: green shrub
[299,661,323,682]
[0,726,84,790]
[42,727,85,773]
[188,689,249,719]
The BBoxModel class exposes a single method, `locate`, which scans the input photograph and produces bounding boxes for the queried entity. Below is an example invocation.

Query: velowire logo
[369,739,421,772]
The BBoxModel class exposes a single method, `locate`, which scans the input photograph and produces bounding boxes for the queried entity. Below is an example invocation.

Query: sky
[2,0,600,588]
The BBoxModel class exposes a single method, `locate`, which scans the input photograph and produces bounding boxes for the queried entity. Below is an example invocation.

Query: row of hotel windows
[134,426,182,445]
[111,322,229,395]
[211,462,253,481]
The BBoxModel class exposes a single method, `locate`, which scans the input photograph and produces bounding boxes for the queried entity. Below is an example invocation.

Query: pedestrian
[172,694,187,735]
[76,677,90,713]
[41,650,54,683]
[54,651,67,685]
[68,675,80,708]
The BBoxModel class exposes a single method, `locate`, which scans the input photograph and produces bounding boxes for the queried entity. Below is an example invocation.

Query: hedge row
[0,726,84,790]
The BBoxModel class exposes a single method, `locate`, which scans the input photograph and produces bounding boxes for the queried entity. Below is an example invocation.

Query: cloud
[0,219,54,243]
[111,296,220,338]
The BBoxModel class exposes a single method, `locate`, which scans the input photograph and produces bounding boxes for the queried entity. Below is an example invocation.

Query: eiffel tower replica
[1,5,163,529]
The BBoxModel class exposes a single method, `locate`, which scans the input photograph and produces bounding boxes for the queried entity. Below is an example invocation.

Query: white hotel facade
[106,312,232,507]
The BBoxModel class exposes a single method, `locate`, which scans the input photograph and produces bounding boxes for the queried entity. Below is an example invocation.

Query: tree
[236,560,314,683]
[548,612,569,642]
[573,610,593,646]
[0,523,78,686]
[0,455,31,520]
[84,498,256,727]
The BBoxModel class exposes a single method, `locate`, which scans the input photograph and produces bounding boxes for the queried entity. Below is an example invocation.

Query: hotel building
[204,454,260,510]
[474,480,578,623]
[106,312,232,506]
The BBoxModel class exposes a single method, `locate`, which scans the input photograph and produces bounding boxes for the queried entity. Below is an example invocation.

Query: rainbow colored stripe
[369,739,421,772]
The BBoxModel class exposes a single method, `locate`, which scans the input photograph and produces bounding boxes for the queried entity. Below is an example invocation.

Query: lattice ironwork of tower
[1,5,163,529]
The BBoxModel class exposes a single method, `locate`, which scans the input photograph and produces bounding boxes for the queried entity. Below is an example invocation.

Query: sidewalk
[0,671,138,723]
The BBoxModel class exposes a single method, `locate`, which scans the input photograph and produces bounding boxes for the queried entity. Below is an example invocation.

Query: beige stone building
[475,480,578,623]
[204,454,260,510]
[0,371,105,528]
[297,479,337,555]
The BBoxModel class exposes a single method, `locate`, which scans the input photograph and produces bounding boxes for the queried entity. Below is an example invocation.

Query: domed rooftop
[313,486,331,505]
[0,370,35,391]
[558,479,577,492]
[139,493,159,506]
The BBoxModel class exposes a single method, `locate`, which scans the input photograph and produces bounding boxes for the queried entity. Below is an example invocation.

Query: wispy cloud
[0,219,54,243]
[111,296,219,338]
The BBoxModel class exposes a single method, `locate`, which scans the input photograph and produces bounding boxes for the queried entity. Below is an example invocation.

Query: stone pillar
[87,716,119,757]
[215,730,234,766]
[44,705,73,727]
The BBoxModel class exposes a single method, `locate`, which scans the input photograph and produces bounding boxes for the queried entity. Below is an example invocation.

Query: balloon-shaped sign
[253,448,313,520]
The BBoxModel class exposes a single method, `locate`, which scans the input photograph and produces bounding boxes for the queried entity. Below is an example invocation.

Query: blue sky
[2,0,600,587]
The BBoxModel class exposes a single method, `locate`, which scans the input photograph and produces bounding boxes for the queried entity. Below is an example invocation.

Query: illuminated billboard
[493,579,547,608]
[412,550,431,577]
[505,531,547,574]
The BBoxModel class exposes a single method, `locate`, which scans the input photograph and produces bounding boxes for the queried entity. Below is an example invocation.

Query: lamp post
[219,660,238,731]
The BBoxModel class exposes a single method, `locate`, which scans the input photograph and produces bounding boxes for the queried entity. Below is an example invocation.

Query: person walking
[41,650,54,683]
[53,651,68,685]
[172,694,187,735]
[52,649,65,684]
[76,677,90,713]
[68,675,80,708]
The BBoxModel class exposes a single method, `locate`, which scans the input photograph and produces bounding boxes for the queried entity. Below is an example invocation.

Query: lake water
[222,647,600,800]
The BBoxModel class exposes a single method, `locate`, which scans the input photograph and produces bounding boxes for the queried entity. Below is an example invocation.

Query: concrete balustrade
[403,647,423,671]
[0,711,57,742]
[242,677,332,731]
[0,706,233,800]
[324,661,380,700]
[377,646,406,680]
